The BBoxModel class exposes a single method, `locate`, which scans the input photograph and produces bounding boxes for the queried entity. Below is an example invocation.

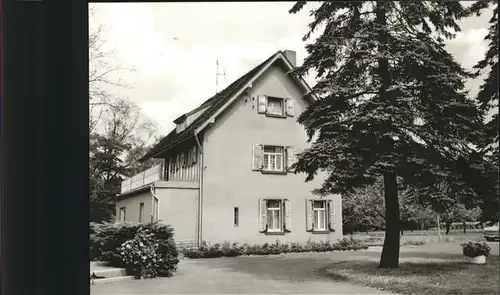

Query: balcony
[120,164,164,194]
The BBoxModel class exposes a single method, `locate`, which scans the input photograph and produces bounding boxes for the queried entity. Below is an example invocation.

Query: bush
[120,228,163,278]
[89,222,100,260]
[461,241,491,257]
[182,238,368,259]
[90,221,179,278]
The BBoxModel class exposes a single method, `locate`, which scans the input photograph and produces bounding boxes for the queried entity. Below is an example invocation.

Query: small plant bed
[321,256,500,295]
[461,241,491,258]
[181,238,368,259]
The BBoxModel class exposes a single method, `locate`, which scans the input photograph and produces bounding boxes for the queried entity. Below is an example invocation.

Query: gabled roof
[140,50,314,162]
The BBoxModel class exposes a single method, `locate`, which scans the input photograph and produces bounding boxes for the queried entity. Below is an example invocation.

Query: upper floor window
[267,97,284,116]
[253,144,296,174]
[263,146,284,172]
[257,95,294,117]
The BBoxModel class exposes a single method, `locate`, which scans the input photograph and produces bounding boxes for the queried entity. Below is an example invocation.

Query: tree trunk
[445,222,451,235]
[463,221,467,234]
[379,170,400,268]
[421,221,424,231]
[375,0,400,269]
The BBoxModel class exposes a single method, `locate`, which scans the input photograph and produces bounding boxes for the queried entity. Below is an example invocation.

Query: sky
[89,2,494,136]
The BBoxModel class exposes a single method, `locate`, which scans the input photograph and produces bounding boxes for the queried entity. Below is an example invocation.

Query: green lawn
[321,255,500,295]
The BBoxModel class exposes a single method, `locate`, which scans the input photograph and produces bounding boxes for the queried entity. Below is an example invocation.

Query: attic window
[267,97,284,116]
[257,95,294,117]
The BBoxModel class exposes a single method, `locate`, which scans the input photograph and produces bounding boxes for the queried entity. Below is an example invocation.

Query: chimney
[283,50,296,67]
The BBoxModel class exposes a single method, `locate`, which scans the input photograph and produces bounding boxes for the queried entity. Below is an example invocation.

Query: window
[253,145,296,173]
[256,95,294,117]
[306,199,336,233]
[234,207,239,227]
[259,198,292,233]
[139,203,144,223]
[267,97,284,116]
[266,200,282,231]
[119,207,126,222]
[313,201,327,230]
[263,146,284,172]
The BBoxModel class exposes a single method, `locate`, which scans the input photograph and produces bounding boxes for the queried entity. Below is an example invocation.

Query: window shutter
[305,199,314,231]
[328,200,336,231]
[259,198,268,232]
[252,144,263,171]
[284,199,292,232]
[286,146,296,171]
[285,98,294,116]
[257,95,267,114]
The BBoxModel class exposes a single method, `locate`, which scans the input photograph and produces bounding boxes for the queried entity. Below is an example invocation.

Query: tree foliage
[440,203,481,234]
[342,182,385,233]
[466,0,499,222]
[89,100,162,222]
[289,1,484,268]
[88,8,161,222]
[88,6,132,102]
[342,178,467,234]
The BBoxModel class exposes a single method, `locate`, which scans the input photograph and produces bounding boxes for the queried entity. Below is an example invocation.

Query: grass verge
[321,256,499,295]
[356,232,484,247]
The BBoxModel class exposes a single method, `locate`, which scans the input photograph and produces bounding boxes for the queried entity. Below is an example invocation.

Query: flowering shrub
[120,228,162,279]
[182,238,368,259]
[90,221,179,278]
[461,241,491,257]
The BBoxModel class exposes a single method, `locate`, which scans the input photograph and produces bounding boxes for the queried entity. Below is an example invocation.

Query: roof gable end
[140,50,316,162]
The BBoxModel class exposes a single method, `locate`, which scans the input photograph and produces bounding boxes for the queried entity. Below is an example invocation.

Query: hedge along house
[116,50,343,247]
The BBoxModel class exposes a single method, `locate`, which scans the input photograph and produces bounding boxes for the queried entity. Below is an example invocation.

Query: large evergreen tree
[467,0,499,222]
[289,1,485,268]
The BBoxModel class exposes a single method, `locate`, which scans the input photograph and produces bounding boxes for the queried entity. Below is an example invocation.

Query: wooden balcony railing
[120,164,163,194]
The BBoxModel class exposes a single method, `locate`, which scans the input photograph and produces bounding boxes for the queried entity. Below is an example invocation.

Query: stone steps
[90,262,134,285]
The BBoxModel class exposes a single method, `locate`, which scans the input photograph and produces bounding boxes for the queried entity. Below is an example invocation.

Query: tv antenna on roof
[215,59,227,95]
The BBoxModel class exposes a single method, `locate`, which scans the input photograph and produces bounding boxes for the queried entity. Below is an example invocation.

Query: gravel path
[91,251,393,294]
[91,241,498,294]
